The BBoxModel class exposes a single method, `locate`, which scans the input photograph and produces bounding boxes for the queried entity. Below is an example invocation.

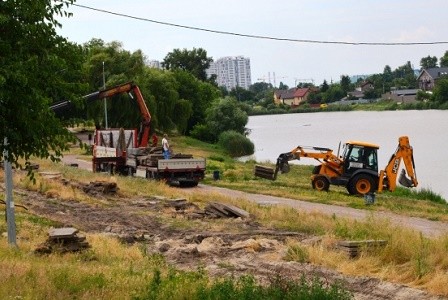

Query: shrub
[218,130,254,157]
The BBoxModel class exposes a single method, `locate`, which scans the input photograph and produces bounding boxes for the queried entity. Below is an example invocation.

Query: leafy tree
[171,70,220,134]
[229,86,255,102]
[322,85,344,103]
[320,80,329,92]
[440,51,448,67]
[432,77,448,104]
[173,99,193,135]
[0,0,84,168]
[162,48,212,81]
[420,55,438,69]
[191,97,248,142]
[340,75,351,94]
[218,130,254,157]
[392,61,417,88]
[278,82,289,90]
[81,39,147,128]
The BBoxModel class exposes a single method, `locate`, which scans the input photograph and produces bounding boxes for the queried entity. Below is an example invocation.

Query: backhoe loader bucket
[254,165,276,180]
[398,169,414,188]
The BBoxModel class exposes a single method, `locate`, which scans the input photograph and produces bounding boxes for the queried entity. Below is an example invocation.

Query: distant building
[417,67,448,91]
[206,56,252,90]
[273,88,310,107]
[382,89,418,103]
[147,60,162,69]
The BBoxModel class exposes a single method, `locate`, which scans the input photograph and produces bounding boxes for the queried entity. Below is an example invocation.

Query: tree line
[1,0,446,168]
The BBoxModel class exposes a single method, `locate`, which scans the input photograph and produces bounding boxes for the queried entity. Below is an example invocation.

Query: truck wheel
[348,174,376,195]
[312,176,330,191]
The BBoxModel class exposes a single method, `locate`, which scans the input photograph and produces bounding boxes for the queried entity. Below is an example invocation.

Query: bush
[218,130,254,157]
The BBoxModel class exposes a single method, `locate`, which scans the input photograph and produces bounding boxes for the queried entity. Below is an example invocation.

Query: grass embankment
[0,134,448,298]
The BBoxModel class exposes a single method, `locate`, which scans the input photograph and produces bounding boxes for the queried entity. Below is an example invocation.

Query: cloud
[396,27,434,42]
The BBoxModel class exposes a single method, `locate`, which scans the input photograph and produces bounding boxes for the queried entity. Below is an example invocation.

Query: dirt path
[62,154,448,237]
[181,184,448,238]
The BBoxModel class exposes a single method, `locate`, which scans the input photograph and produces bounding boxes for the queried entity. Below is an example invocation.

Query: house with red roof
[273,88,310,107]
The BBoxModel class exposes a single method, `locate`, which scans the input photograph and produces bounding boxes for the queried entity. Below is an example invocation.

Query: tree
[81,39,148,129]
[420,55,438,70]
[0,0,82,168]
[191,97,248,142]
[432,77,448,104]
[340,75,351,94]
[320,80,329,92]
[162,48,212,81]
[440,51,448,67]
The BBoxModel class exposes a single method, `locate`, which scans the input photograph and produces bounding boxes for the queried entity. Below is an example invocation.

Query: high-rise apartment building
[206,56,252,90]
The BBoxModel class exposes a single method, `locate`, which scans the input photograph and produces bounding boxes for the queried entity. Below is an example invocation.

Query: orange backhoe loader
[254,136,418,195]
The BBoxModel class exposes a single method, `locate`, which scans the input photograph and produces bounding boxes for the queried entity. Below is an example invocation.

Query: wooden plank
[221,203,250,219]
[48,227,78,239]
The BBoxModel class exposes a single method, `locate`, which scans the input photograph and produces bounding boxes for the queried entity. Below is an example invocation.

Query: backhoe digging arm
[378,136,418,192]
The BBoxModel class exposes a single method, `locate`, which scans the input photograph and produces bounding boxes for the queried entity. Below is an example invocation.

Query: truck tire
[348,174,376,195]
[312,176,330,191]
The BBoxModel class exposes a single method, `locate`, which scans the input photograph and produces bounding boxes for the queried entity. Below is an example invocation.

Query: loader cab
[342,141,379,175]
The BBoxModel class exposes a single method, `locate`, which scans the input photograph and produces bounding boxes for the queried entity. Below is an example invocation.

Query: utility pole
[3,138,17,247]
[103,61,108,129]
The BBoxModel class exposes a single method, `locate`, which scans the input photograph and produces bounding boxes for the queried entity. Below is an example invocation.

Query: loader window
[345,146,378,171]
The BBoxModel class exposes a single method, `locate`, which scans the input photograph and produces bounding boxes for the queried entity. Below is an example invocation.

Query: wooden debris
[35,227,90,254]
[254,165,275,180]
[204,202,250,219]
[82,180,118,195]
[164,198,199,210]
[337,240,387,258]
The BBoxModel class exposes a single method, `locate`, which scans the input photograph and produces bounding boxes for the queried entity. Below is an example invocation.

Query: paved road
[186,184,448,238]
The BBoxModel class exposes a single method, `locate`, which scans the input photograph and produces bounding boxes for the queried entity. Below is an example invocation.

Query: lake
[246,110,448,200]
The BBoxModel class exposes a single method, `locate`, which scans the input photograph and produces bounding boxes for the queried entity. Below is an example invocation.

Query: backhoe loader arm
[273,146,340,179]
[378,136,418,192]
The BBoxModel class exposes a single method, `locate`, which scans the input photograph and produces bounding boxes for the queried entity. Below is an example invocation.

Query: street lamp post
[103,61,108,129]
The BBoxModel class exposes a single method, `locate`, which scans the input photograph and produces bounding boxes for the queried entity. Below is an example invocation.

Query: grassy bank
[1,134,448,298]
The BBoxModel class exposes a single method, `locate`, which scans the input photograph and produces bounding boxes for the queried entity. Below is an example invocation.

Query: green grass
[134,269,353,300]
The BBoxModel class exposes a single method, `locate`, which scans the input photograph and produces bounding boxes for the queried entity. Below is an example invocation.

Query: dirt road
[62,154,448,237]
[186,184,448,238]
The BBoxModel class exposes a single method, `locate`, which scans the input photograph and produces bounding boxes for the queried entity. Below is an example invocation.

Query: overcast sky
[57,0,448,87]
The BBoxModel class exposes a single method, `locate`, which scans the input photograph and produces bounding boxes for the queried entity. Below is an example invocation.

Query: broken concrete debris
[35,227,90,254]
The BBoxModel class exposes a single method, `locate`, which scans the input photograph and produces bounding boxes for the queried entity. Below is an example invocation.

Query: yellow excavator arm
[378,136,418,192]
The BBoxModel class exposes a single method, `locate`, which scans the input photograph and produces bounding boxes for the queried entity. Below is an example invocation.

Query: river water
[246,110,448,200]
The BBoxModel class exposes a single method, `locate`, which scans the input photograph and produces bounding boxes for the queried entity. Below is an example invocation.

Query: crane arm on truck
[84,82,151,147]
[378,136,418,192]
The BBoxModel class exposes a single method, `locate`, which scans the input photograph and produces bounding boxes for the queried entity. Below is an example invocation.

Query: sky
[56,0,448,87]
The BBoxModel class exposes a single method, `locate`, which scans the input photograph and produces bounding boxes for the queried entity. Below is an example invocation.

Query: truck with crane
[54,82,206,186]
[254,136,418,196]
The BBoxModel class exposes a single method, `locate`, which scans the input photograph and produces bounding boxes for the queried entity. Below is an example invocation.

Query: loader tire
[312,176,330,192]
[348,174,376,195]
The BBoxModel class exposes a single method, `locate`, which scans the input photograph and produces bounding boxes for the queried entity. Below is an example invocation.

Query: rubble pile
[35,227,90,254]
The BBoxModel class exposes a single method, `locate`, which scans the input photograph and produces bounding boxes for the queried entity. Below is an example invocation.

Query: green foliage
[218,130,254,157]
[134,270,352,300]
[162,48,212,81]
[192,97,249,142]
[441,50,448,67]
[0,0,82,168]
[197,275,352,300]
[392,187,447,204]
[420,55,438,69]
[173,99,193,134]
[432,77,448,104]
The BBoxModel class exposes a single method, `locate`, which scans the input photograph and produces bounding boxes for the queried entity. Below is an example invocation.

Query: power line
[65,1,448,46]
